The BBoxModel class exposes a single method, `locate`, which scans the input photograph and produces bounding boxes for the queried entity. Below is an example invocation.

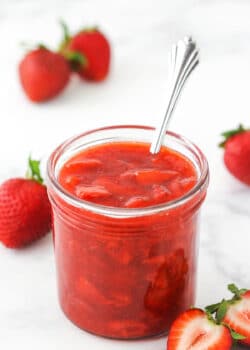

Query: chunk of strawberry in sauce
[65,159,103,172]
[135,169,179,185]
[145,249,188,313]
[59,142,197,208]
[64,175,82,187]
[120,169,179,185]
[76,276,109,304]
[108,292,132,307]
[152,184,171,202]
[93,177,128,195]
[124,196,150,208]
[107,320,148,338]
[105,240,134,265]
[75,185,111,200]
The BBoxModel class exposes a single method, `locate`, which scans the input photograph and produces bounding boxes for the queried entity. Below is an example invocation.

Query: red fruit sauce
[51,140,206,339]
[59,142,197,207]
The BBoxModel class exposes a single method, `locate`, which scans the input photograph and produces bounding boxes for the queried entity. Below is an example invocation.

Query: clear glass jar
[47,125,209,339]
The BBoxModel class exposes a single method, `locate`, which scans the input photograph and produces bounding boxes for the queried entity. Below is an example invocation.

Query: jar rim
[46,125,209,218]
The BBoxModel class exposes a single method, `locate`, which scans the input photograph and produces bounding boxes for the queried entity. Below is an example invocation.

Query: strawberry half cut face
[167,309,232,350]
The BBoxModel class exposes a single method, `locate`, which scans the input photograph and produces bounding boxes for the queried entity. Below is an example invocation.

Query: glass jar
[47,125,209,339]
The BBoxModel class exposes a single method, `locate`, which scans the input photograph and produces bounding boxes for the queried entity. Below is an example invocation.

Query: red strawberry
[60,22,111,81]
[222,284,250,345]
[19,47,70,102]
[219,124,250,185]
[167,308,232,350]
[0,158,51,248]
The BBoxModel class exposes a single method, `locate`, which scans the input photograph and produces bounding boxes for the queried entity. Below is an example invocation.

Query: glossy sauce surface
[59,142,197,208]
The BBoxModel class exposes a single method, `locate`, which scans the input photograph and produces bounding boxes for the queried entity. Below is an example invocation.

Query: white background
[0,0,250,349]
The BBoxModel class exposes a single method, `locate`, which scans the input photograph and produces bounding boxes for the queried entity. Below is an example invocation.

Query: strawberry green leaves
[205,299,229,325]
[219,124,246,147]
[230,330,246,341]
[205,302,221,315]
[26,157,44,184]
[228,283,247,299]
[60,19,71,44]
[217,299,229,323]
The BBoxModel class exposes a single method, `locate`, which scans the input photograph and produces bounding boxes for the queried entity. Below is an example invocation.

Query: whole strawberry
[0,158,51,248]
[19,46,70,102]
[220,124,250,185]
[60,22,111,81]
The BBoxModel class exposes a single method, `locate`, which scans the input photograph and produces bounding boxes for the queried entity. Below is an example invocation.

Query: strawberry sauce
[59,142,197,208]
[50,138,207,339]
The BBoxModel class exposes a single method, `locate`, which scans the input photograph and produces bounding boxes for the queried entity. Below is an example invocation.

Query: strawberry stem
[60,19,71,44]
[227,283,247,299]
[58,19,72,54]
[58,19,87,70]
[37,43,48,50]
[66,51,87,71]
[80,26,98,33]
[26,157,44,184]
[219,124,246,148]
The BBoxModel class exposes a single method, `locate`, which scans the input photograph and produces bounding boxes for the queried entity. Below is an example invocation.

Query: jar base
[60,302,169,340]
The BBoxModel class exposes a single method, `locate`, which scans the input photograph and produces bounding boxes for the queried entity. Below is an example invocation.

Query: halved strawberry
[223,284,250,345]
[167,308,232,350]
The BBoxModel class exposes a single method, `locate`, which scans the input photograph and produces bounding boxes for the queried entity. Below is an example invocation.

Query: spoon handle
[150,37,199,154]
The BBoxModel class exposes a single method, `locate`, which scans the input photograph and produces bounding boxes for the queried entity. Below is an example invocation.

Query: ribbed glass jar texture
[47,125,209,339]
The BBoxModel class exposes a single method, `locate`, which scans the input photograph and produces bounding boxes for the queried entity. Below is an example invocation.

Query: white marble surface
[1,0,250,349]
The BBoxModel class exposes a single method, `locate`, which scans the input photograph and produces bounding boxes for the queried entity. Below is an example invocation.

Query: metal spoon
[150,36,199,154]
